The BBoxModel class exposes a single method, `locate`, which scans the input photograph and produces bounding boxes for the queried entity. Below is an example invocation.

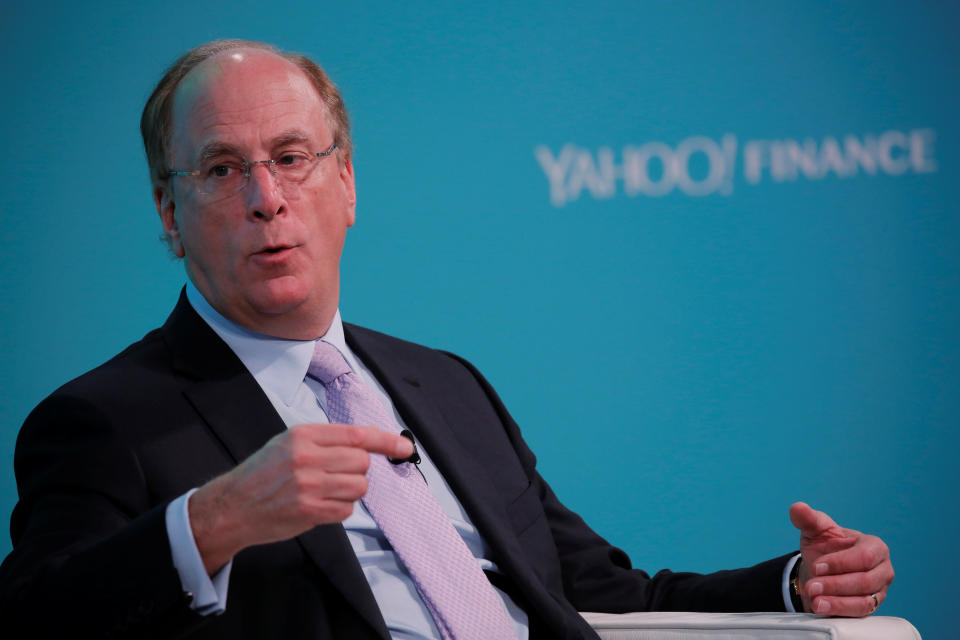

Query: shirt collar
[185,283,351,406]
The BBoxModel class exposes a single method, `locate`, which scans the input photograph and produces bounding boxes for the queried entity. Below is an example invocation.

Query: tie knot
[308,340,352,384]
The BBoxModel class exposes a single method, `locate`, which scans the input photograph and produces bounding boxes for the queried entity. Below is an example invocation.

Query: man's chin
[249,283,311,317]
[242,278,337,337]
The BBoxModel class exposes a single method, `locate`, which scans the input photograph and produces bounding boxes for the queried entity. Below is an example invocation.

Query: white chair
[581,611,921,639]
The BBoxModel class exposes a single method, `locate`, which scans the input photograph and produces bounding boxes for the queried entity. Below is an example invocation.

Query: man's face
[156,49,356,338]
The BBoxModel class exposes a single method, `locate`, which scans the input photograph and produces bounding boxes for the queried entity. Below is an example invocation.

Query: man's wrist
[189,475,243,575]
[166,490,232,615]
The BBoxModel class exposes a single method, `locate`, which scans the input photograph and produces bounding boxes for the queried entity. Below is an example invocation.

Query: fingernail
[808,582,823,596]
[398,440,413,456]
[815,562,829,575]
[816,600,831,614]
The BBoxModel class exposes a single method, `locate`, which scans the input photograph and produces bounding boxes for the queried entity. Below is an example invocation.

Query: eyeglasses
[168,142,338,201]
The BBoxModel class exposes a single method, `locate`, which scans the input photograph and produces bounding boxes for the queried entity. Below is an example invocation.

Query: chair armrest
[580,611,921,640]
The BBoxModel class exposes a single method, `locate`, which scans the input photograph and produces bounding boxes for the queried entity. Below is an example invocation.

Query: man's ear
[155,185,185,258]
[339,155,357,228]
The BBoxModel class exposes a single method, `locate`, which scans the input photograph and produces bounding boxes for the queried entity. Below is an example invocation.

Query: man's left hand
[789,502,894,617]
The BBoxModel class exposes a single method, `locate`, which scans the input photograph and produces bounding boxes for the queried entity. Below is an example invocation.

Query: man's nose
[244,162,285,220]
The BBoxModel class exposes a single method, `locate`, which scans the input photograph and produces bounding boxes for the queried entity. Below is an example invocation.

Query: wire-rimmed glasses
[168,142,338,201]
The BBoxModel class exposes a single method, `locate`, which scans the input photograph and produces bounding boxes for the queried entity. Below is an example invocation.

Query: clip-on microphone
[388,429,421,465]
[388,429,426,483]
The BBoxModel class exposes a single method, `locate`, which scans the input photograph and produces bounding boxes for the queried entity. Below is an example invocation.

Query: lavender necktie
[308,340,517,640]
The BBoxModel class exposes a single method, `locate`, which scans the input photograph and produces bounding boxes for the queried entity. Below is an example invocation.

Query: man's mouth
[252,244,299,263]
[256,244,295,255]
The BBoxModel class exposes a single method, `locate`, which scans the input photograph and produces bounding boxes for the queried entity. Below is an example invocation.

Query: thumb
[789,502,839,537]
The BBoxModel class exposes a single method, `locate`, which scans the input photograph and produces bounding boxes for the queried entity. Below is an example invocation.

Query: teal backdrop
[1,1,956,637]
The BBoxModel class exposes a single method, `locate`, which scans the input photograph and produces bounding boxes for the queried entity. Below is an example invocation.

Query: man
[0,40,893,639]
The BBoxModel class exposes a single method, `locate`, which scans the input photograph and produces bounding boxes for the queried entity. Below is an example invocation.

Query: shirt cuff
[782,553,802,613]
[165,489,233,615]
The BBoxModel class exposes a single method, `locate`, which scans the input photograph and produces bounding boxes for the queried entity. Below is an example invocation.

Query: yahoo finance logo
[535,129,937,206]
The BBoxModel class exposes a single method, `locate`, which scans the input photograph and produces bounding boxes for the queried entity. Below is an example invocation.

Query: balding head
[141,40,351,192]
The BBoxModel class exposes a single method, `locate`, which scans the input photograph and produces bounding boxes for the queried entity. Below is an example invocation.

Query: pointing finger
[296,423,414,459]
[346,425,414,459]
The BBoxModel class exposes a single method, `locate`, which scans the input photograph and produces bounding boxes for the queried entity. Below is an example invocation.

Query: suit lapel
[161,292,390,639]
[163,291,286,462]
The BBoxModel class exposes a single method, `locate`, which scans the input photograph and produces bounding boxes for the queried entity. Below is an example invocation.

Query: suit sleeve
[0,392,210,638]
[444,352,793,614]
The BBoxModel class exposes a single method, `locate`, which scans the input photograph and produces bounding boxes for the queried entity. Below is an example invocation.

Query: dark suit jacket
[0,292,792,638]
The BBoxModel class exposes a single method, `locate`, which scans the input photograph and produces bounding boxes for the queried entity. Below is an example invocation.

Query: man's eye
[209,165,235,178]
[276,153,306,167]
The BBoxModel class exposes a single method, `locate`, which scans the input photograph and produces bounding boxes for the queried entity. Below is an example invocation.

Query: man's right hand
[187,423,414,574]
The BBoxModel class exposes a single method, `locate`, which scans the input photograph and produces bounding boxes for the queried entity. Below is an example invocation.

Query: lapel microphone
[388,429,421,465]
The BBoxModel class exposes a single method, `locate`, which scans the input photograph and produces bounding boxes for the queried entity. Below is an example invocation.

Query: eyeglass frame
[167,142,338,197]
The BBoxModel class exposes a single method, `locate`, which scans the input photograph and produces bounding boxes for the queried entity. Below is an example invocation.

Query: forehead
[170,49,329,159]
